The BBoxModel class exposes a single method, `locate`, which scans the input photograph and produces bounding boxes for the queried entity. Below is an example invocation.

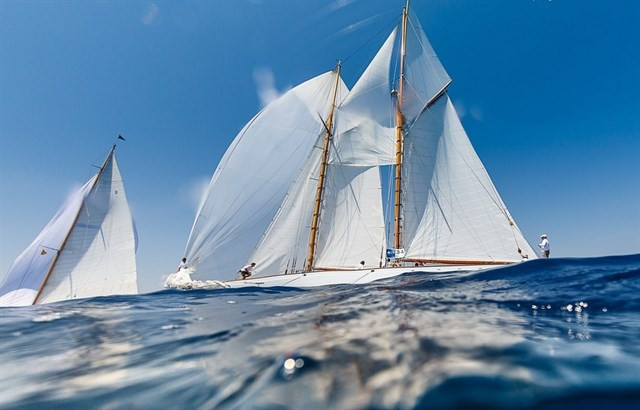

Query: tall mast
[32,145,115,305]
[393,2,409,251]
[306,63,342,272]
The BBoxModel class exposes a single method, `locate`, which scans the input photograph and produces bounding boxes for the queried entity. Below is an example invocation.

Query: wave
[1,254,638,409]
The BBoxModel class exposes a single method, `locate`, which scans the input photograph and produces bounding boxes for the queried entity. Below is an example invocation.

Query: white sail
[401,10,451,125]
[185,71,342,278]
[330,28,398,166]
[247,136,323,277]
[403,96,536,262]
[37,153,138,303]
[0,149,138,306]
[314,165,386,269]
[0,180,93,306]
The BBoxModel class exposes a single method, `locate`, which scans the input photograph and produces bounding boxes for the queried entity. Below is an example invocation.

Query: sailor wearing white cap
[538,234,550,258]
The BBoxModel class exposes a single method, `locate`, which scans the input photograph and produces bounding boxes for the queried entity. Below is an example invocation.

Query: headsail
[246,136,323,277]
[402,96,536,262]
[185,71,343,279]
[0,148,138,306]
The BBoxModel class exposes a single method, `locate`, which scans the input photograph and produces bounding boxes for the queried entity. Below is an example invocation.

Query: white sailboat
[0,145,138,306]
[177,3,536,289]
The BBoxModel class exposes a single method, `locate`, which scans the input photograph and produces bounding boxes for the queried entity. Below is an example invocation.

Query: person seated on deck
[177,257,188,272]
[238,262,256,280]
[357,261,365,270]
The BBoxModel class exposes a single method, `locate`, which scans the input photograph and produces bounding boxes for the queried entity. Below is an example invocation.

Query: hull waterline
[220,263,518,289]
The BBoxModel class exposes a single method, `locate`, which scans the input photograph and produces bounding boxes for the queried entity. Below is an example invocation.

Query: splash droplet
[284,358,296,371]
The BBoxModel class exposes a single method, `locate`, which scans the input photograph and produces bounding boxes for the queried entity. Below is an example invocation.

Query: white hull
[221,263,507,289]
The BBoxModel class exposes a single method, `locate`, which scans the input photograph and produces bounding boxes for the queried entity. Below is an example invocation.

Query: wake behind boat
[170,2,537,289]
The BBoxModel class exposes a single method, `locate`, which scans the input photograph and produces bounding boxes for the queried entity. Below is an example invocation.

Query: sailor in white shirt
[357,261,365,270]
[538,234,550,258]
[239,262,256,279]
[177,257,188,271]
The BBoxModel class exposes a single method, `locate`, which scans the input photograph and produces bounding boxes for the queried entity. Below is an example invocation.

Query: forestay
[402,96,536,262]
[185,71,342,279]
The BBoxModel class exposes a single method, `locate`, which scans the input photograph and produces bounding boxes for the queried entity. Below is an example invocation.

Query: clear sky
[1,0,639,293]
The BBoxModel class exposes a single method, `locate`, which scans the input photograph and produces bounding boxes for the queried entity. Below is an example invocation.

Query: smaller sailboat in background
[0,145,138,306]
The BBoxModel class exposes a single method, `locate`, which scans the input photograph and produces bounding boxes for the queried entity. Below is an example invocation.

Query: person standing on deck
[538,234,550,258]
[239,262,256,279]
[177,258,188,272]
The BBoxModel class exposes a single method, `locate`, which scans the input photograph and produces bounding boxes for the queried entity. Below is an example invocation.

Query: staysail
[0,147,138,306]
[314,164,386,269]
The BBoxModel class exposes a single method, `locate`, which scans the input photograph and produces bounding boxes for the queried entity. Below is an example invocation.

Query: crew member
[239,262,256,279]
[177,257,188,272]
[538,234,550,258]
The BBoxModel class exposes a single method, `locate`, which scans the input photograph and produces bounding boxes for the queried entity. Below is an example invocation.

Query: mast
[306,63,342,272]
[32,145,116,305]
[393,2,409,251]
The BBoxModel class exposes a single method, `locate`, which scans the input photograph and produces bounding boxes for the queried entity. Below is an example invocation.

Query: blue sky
[1,0,638,292]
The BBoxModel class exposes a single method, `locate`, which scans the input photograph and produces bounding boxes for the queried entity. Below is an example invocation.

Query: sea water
[1,254,639,409]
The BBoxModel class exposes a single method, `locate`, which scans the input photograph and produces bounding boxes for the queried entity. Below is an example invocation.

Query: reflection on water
[1,255,639,408]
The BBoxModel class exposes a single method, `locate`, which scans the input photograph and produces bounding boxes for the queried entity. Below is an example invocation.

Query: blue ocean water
[1,255,639,409]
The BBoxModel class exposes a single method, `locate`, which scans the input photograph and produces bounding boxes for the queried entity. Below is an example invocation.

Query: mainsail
[183,2,535,282]
[0,147,138,306]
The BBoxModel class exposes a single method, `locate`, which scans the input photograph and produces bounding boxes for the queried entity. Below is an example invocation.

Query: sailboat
[0,145,138,306]
[177,2,536,289]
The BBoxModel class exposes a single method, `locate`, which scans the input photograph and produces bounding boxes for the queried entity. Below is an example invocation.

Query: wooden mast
[32,145,115,305]
[306,63,342,272]
[393,2,409,251]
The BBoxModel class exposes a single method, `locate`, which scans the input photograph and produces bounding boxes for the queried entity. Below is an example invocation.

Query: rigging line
[342,13,402,64]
